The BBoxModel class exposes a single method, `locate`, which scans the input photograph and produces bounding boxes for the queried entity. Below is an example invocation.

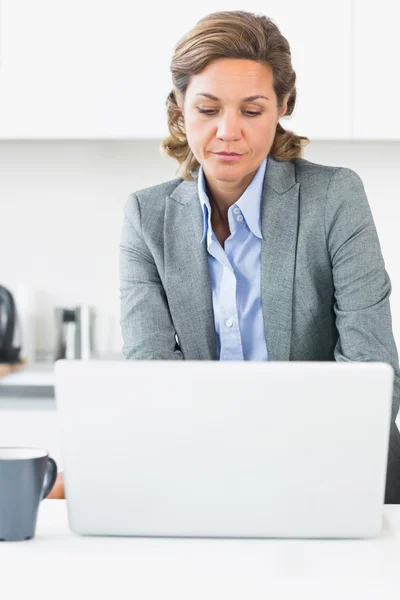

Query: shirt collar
[198,155,268,243]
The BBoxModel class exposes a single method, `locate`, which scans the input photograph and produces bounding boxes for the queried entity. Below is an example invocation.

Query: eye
[197,108,262,117]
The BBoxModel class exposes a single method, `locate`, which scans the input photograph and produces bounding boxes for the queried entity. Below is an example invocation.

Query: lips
[215,152,242,156]
[213,152,244,162]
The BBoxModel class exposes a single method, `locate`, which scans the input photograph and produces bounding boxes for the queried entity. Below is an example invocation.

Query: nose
[216,111,242,141]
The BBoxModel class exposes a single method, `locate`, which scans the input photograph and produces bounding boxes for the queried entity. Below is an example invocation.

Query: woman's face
[178,58,289,189]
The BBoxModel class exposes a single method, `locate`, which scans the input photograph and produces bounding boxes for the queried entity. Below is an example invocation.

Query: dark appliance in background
[54,304,95,360]
[0,285,22,363]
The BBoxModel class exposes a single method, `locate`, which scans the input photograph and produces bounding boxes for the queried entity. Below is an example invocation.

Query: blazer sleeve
[325,168,400,502]
[119,192,183,360]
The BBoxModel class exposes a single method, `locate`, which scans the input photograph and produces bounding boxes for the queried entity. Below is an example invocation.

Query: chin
[210,172,243,183]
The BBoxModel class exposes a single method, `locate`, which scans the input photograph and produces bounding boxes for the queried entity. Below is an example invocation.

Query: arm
[47,472,65,499]
[119,193,183,360]
[325,168,400,502]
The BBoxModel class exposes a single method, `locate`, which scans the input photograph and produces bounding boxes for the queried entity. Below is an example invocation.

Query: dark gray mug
[0,447,57,542]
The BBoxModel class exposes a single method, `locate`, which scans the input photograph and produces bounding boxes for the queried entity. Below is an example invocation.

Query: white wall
[0,140,399,361]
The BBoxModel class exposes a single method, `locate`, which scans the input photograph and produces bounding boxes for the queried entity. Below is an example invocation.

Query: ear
[279,92,291,118]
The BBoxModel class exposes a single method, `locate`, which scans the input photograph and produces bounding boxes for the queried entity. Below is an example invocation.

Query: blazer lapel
[165,182,217,359]
[166,156,300,361]
[260,157,300,360]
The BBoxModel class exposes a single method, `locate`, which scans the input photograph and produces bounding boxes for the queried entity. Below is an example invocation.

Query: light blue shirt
[198,156,269,361]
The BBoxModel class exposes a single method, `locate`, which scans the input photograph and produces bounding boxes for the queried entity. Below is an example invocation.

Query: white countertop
[0,355,123,388]
[0,361,55,386]
[2,501,400,600]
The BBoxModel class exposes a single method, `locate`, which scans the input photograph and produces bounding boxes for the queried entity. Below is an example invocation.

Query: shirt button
[233,207,240,214]
[236,215,243,222]
[225,319,233,328]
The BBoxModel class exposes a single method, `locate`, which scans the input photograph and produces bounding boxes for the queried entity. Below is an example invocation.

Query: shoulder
[291,157,364,194]
[290,158,370,227]
[123,176,185,227]
[132,177,184,202]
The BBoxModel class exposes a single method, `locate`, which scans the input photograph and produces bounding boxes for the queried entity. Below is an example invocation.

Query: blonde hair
[160,10,310,181]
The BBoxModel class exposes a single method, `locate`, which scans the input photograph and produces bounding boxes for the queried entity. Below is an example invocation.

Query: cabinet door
[353,0,400,139]
[0,0,173,138]
[0,0,351,139]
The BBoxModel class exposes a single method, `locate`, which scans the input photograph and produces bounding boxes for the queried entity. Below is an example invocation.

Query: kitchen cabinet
[0,0,171,138]
[353,1,400,139]
[0,0,352,139]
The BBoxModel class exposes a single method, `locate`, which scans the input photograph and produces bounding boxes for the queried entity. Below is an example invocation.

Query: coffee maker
[54,304,95,360]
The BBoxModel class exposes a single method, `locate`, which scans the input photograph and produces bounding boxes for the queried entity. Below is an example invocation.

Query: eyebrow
[195,93,270,102]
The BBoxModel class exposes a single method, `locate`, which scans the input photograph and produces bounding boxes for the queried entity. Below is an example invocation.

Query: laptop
[54,359,394,539]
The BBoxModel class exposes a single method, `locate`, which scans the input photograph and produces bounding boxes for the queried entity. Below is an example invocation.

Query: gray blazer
[119,155,400,502]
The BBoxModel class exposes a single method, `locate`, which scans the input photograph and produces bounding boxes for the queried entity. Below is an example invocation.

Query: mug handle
[40,457,58,500]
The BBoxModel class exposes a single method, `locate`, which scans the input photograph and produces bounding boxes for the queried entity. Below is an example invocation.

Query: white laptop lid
[54,360,393,539]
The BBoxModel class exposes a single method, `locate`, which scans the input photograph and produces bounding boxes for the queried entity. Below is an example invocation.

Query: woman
[50,10,400,502]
